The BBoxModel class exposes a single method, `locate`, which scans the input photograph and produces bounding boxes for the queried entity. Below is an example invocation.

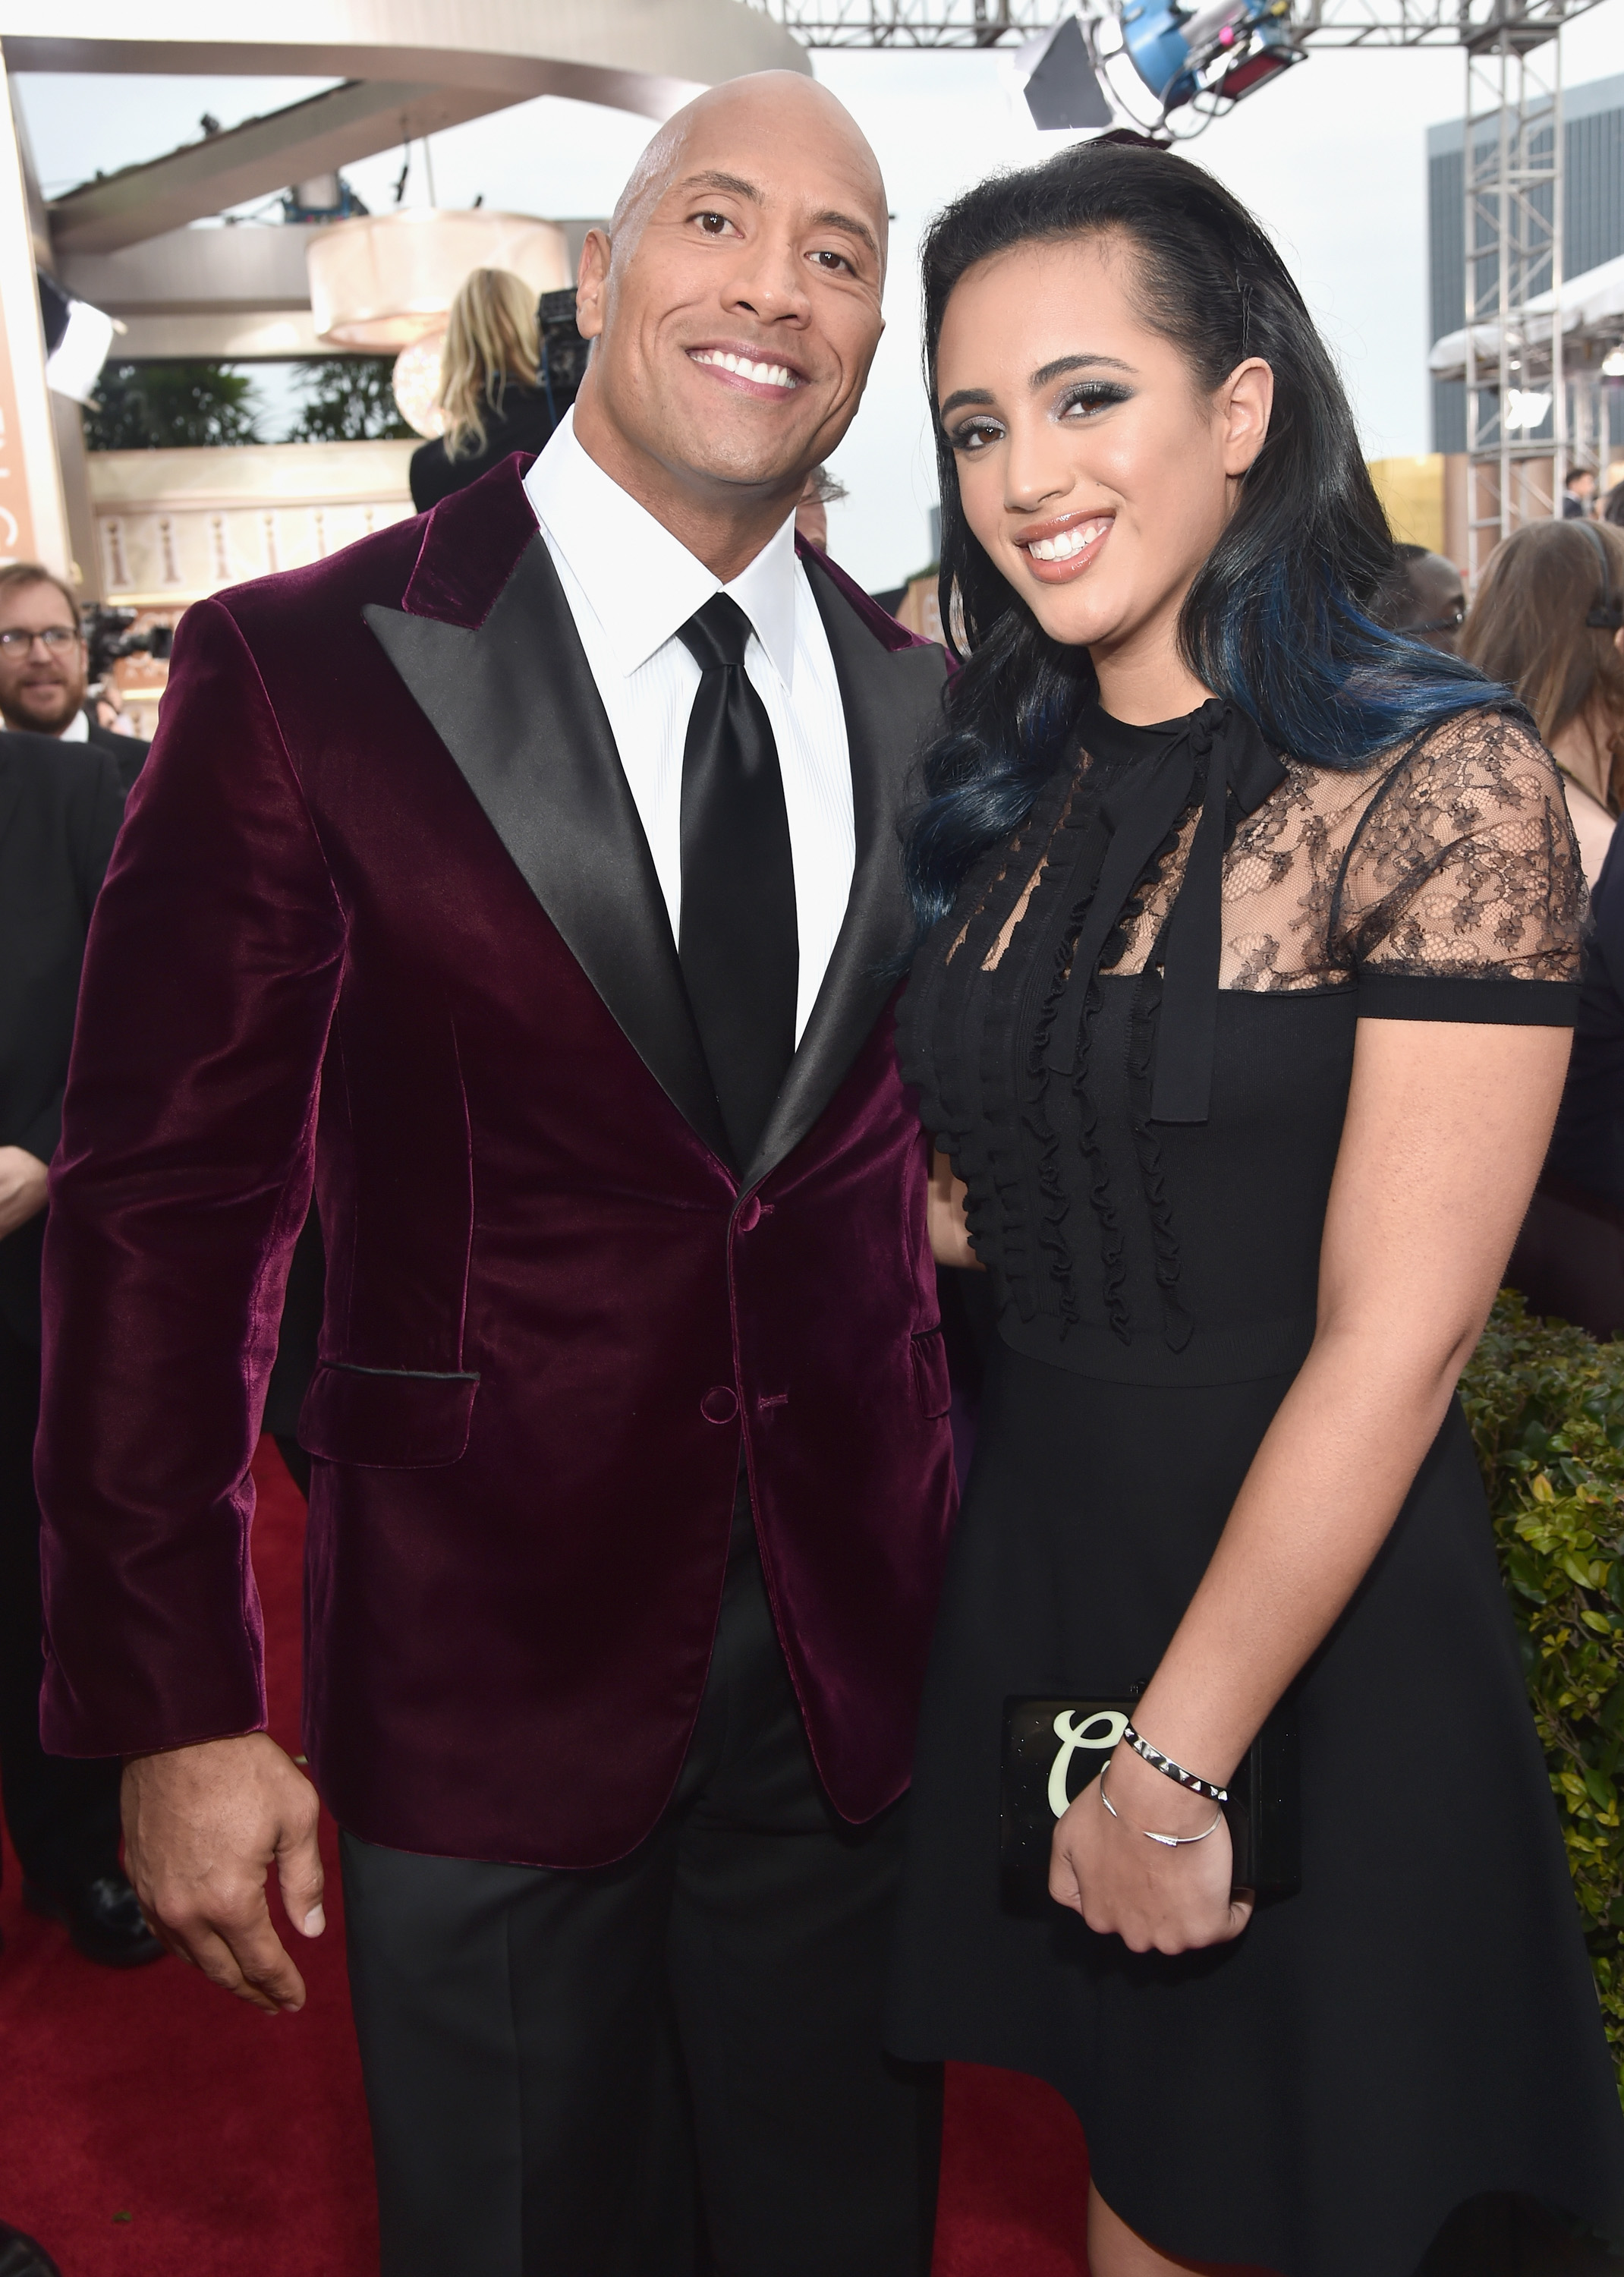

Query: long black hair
[905,138,1492,933]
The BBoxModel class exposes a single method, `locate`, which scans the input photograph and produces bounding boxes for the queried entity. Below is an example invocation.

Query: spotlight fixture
[1019,15,1113,130]
[1503,388,1553,433]
[1119,0,1301,115]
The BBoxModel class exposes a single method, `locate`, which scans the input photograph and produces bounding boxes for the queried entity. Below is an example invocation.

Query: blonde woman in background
[1462,517,1624,886]
[409,267,555,513]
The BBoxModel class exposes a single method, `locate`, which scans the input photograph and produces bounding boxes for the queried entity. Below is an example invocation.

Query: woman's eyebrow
[939,387,996,418]
[1030,353,1136,386]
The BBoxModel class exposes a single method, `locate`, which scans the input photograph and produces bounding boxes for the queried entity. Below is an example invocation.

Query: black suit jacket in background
[0,732,127,1345]
[84,719,150,796]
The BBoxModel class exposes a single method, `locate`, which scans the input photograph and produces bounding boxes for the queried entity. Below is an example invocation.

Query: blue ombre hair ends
[904,140,1497,935]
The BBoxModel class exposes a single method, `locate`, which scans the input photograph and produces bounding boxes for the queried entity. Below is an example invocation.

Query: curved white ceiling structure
[3,0,810,252]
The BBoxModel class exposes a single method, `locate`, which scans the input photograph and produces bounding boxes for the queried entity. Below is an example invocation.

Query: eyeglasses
[0,625,80,655]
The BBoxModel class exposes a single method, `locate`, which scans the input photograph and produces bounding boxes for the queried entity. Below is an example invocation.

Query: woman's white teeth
[1028,521,1109,562]
[692,350,798,389]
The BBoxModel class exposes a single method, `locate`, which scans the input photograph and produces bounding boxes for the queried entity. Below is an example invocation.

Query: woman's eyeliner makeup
[944,379,1132,452]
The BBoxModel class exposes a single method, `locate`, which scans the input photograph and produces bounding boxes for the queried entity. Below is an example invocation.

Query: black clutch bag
[999,1687,1301,1915]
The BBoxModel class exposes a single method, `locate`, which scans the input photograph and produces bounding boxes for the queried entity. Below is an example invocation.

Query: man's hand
[121,1732,326,2014]
[0,1146,48,1239]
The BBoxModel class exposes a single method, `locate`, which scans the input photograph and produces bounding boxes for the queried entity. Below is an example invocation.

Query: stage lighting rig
[1007,0,1300,135]
[1116,0,1299,112]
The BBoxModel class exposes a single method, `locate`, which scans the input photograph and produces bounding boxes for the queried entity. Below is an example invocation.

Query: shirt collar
[58,710,89,742]
[522,407,800,691]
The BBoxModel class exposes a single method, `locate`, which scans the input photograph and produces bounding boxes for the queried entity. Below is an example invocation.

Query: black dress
[888,697,1624,2275]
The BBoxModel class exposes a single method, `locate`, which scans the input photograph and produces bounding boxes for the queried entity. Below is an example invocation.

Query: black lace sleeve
[1330,708,1585,1024]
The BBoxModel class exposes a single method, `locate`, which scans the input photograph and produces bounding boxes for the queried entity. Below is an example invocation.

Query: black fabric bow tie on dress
[1056,698,1286,1127]
[675,591,799,1172]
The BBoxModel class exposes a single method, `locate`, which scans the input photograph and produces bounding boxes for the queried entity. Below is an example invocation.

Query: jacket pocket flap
[297,1362,478,1469]
[909,1325,952,1420]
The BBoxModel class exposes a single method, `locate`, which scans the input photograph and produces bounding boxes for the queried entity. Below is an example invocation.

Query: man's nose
[723,240,810,325]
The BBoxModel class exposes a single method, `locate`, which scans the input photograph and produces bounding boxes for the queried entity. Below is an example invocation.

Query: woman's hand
[0,1146,49,1241]
[1049,1743,1253,1954]
[928,1145,984,1270]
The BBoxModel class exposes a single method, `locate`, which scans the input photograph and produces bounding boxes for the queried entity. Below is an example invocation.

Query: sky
[14,0,1624,592]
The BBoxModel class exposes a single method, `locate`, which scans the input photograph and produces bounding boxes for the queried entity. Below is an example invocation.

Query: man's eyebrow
[1030,353,1135,386]
[679,169,763,203]
[939,387,996,419]
[812,208,880,258]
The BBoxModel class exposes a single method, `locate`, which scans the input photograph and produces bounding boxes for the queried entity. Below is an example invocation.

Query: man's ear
[574,229,612,343]
[1221,357,1274,477]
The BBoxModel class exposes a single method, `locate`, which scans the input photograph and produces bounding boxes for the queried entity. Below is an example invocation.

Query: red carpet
[0,1441,1089,2273]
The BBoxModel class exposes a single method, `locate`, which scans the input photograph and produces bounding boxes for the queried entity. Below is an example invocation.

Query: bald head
[568,70,889,581]
[610,73,888,278]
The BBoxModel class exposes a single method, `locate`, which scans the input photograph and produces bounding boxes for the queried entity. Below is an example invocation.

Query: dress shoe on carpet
[0,2219,63,2277]
[23,1872,165,1968]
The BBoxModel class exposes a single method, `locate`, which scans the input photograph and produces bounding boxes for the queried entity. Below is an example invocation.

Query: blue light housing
[1119,0,1300,117]
[1119,0,1200,109]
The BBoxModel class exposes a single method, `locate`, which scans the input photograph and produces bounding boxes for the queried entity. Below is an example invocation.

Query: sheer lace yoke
[895,701,1585,1376]
[969,703,1583,994]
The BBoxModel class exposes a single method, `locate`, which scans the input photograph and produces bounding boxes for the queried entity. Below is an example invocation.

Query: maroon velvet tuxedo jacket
[36,458,957,1869]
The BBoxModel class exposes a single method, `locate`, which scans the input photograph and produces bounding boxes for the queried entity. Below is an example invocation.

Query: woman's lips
[1016,513,1114,584]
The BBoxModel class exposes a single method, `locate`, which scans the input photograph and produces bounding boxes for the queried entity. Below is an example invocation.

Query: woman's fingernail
[304,1904,326,1935]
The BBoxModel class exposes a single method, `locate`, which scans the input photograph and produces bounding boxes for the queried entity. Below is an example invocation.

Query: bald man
[36,71,953,2277]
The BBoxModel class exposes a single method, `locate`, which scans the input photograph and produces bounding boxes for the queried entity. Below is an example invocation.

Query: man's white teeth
[691,350,798,389]
[1028,520,1109,562]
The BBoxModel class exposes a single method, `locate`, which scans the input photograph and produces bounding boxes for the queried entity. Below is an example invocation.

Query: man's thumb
[277,1812,326,1939]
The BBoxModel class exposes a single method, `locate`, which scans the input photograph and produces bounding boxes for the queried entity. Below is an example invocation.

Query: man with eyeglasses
[0,565,162,1975]
[0,565,147,784]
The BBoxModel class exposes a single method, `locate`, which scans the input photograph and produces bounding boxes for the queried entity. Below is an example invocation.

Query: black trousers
[0,1315,122,1891]
[341,1483,941,2277]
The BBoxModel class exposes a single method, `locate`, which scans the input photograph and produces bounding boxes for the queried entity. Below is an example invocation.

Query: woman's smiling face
[935,231,1272,702]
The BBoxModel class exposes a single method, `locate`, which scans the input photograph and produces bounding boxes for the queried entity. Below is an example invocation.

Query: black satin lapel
[742,563,946,1188]
[364,537,729,1161]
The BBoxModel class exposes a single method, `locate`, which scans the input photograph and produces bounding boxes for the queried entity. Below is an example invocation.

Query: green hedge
[1462,1293,1624,2086]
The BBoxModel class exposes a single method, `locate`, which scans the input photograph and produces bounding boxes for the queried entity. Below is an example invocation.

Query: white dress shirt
[523,409,854,1044]
[58,710,89,742]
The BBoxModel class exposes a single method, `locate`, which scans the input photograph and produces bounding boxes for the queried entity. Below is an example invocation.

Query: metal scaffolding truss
[1462,28,1564,575]
[739,1,1051,46]
[743,0,1600,47]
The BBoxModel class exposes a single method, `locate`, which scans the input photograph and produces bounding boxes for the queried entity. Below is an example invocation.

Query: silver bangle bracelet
[1098,1765,1224,1848]
[1122,1722,1229,1804]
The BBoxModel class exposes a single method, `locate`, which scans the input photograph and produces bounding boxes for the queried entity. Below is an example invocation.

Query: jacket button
[700,1385,738,1425]
[735,1196,761,1233]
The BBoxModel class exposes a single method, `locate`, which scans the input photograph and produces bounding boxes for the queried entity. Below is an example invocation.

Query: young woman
[1461,516,1624,887]
[886,140,1624,2277]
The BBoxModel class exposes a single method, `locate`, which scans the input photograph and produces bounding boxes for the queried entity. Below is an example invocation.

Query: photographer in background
[0,566,149,790]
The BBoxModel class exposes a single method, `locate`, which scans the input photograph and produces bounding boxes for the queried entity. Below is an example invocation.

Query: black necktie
[675,593,798,1170]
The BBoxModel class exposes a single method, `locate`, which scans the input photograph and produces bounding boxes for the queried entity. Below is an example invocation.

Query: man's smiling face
[572,74,887,512]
